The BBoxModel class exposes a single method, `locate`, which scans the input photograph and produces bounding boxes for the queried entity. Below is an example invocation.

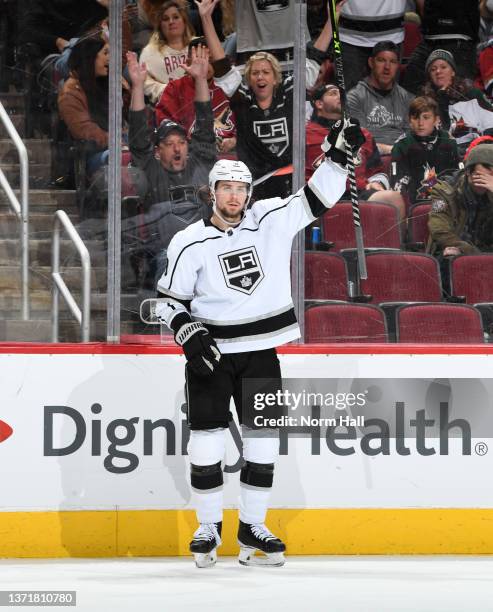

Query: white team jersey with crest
[156,159,347,353]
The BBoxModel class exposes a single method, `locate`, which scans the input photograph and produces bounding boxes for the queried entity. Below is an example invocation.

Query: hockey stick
[328,0,367,279]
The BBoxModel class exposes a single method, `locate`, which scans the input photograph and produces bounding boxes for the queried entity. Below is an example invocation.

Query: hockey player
[155,114,364,568]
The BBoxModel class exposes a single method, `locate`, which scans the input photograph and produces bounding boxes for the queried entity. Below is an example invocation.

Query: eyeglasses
[216,185,249,196]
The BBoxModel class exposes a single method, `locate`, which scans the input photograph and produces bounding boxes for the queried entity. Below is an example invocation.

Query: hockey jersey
[155,74,236,145]
[213,56,319,179]
[156,158,348,353]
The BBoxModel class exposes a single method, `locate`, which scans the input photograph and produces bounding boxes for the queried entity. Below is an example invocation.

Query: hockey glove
[322,116,365,166]
[175,321,221,377]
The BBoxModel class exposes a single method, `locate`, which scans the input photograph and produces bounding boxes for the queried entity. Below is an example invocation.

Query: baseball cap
[156,119,187,143]
[310,83,339,106]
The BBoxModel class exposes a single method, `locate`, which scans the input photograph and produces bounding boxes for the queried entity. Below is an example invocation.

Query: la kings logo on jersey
[253,117,289,157]
[219,246,264,295]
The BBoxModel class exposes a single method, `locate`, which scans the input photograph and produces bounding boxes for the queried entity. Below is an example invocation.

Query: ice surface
[1,556,493,611]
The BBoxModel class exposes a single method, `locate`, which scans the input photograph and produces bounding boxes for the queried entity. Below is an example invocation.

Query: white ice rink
[1,556,493,612]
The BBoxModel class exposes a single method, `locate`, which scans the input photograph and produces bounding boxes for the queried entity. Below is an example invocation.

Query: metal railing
[51,210,91,342]
[0,100,29,319]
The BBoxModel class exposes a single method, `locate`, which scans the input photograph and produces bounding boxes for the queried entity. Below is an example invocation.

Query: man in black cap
[128,46,216,208]
[307,82,406,217]
[125,46,216,290]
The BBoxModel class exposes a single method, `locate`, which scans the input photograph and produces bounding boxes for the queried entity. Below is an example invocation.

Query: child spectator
[391,96,460,205]
[139,0,195,103]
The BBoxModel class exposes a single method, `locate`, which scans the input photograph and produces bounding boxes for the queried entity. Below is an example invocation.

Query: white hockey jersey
[156,159,348,353]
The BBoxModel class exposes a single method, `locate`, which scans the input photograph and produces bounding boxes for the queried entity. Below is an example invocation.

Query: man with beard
[128,47,216,208]
[347,41,413,156]
[307,83,405,216]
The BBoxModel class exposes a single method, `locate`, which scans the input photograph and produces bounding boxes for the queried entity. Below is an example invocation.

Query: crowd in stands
[5,0,493,341]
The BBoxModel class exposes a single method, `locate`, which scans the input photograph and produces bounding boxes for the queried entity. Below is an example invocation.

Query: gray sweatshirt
[347,79,413,146]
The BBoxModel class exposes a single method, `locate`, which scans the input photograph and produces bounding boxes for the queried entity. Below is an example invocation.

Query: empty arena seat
[407,202,431,251]
[305,303,388,343]
[395,303,484,343]
[359,251,442,303]
[450,254,493,304]
[320,201,401,252]
[305,251,350,301]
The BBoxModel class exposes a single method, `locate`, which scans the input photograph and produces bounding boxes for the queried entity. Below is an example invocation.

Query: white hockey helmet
[209,159,253,207]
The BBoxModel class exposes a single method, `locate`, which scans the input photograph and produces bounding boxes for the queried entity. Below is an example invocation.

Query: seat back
[321,201,401,252]
[360,251,442,303]
[305,252,349,300]
[407,202,431,248]
[396,303,484,343]
[305,303,388,343]
[450,254,493,303]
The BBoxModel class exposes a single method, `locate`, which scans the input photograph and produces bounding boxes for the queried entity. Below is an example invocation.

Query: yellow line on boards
[0,509,492,557]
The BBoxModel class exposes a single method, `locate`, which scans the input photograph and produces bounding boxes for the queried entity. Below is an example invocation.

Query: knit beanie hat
[425,49,457,74]
[465,143,493,169]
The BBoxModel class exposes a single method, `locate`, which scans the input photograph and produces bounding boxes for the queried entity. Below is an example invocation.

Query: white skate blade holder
[193,548,218,569]
[238,545,285,567]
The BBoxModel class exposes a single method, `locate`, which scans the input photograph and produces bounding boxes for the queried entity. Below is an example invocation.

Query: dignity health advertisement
[0,350,492,512]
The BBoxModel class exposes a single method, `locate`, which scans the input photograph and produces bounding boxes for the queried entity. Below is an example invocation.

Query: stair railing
[51,210,91,342]
[0,100,29,319]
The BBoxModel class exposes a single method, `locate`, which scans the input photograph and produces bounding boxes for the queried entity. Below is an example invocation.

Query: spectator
[347,41,414,156]
[20,0,108,56]
[128,47,216,208]
[477,0,493,98]
[307,82,406,218]
[131,0,164,52]
[233,0,312,65]
[391,96,460,206]
[58,35,111,175]
[155,37,237,158]
[480,0,493,43]
[402,0,480,94]
[338,0,408,91]
[127,46,216,289]
[198,0,338,198]
[421,49,493,155]
[428,144,493,258]
[139,0,195,104]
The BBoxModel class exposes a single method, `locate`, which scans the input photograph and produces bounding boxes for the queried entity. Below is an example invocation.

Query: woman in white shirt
[139,0,195,103]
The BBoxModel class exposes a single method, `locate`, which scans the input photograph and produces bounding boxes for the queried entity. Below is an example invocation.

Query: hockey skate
[189,522,222,568]
[237,521,286,567]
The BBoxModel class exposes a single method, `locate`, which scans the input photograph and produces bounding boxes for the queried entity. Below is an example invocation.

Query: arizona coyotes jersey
[156,159,347,353]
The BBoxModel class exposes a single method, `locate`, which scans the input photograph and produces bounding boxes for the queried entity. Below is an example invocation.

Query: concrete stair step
[0,238,106,267]
[0,318,136,343]
[1,163,52,188]
[0,189,76,211]
[0,265,108,291]
[0,291,140,315]
[0,139,52,165]
[0,212,79,238]
[0,113,25,138]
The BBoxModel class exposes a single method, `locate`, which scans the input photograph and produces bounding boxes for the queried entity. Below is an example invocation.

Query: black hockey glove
[175,321,221,377]
[322,117,365,166]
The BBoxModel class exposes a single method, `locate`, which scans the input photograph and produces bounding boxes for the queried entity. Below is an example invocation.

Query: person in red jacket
[306,83,406,219]
[155,37,236,158]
